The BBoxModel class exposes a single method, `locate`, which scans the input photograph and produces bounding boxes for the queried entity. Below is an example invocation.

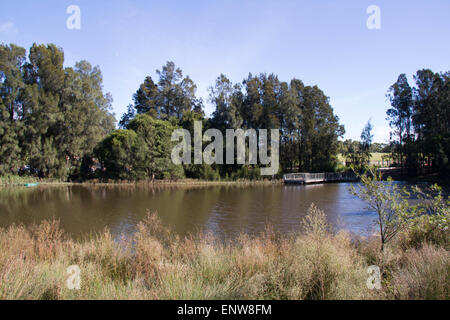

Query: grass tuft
[0,205,448,300]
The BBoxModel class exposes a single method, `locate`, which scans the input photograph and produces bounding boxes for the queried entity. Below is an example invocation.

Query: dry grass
[0,205,448,300]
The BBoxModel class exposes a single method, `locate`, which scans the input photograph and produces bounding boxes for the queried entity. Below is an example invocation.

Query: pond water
[0,183,380,240]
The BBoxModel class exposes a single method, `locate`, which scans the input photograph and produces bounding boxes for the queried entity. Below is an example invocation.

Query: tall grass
[0,205,448,300]
[0,175,40,186]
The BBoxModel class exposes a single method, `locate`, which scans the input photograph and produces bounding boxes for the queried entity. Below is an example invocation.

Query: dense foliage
[386,70,450,175]
[1,43,346,181]
[208,73,345,174]
[95,115,184,180]
[0,43,115,179]
[121,63,345,179]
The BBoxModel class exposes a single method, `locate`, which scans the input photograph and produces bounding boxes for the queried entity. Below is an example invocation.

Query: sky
[1,0,449,142]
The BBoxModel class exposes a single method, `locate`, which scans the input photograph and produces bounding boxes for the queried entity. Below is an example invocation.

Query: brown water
[0,183,379,240]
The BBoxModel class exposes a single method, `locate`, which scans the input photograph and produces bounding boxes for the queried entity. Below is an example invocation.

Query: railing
[283,172,357,184]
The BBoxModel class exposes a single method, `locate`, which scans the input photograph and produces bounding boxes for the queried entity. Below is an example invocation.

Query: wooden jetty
[283,172,357,185]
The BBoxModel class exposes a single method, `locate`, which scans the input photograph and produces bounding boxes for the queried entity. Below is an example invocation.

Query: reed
[0,206,448,300]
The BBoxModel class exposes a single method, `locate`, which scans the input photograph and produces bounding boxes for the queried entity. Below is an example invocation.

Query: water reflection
[0,183,378,240]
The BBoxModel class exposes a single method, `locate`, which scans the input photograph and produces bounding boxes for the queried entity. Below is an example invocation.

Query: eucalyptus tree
[0,43,115,179]
[120,61,204,127]
[360,120,373,166]
[386,74,413,170]
[0,44,26,174]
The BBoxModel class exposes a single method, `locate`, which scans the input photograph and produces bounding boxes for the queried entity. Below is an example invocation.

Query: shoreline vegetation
[0,206,447,300]
[0,169,447,300]
[0,175,283,187]
[3,43,448,186]
[0,171,450,300]
[1,42,449,300]
[2,172,449,188]
[0,169,448,301]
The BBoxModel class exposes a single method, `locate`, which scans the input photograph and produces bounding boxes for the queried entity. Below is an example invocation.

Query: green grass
[370,152,389,162]
[0,174,283,187]
[0,205,448,300]
[0,175,40,186]
[337,153,390,164]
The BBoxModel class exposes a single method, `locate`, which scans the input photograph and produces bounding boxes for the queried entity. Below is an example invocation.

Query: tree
[59,61,115,177]
[342,139,361,167]
[0,44,26,175]
[413,70,450,172]
[384,69,449,175]
[133,76,159,116]
[352,168,449,251]
[386,74,413,171]
[209,74,243,130]
[300,85,344,172]
[127,114,184,180]
[119,104,136,129]
[95,130,145,179]
[209,73,344,176]
[351,169,414,251]
[119,61,204,126]
[0,43,115,179]
[359,120,373,166]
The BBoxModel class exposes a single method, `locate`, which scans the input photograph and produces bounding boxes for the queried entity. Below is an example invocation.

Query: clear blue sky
[1,0,449,142]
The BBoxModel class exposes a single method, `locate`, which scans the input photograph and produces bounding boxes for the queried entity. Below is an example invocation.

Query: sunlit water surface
[0,183,381,240]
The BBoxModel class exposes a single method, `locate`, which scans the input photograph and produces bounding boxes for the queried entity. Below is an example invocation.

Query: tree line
[114,62,345,180]
[0,43,115,179]
[386,70,450,175]
[1,43,347,180]
[338,120,376,168]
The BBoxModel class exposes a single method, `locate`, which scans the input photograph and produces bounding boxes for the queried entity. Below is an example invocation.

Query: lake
[0,183,379,240]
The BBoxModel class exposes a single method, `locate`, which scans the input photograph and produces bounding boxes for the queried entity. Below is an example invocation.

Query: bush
[388,244,449,299]
[230,166,261,181]
[95,115,185,181]
[95,129,145,180]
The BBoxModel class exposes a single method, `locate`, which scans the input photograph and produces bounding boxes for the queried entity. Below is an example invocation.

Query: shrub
[388,243,449,299]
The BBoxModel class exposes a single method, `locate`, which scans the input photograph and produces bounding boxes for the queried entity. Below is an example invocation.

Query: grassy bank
[0,206,448,300]
[80,178,282,187]
[0,175,70,187]
[0,175,282,187]
[0,175,41,186]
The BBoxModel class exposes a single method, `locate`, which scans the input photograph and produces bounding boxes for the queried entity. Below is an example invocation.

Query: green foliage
[0,43,115,179]
[352,168,449,251]
[339,121,374,169]
[387,69,450,174]
[208,74,345,174]
[340,139,362,167]
[118,69,345,180]
[230,166,261,181]
[96,115,184,180]
[184,164,220,181]
[402,184,450,249]
[119,61,204,128]
[0,44,25,175]
[359,120,373,166]
[127,114,184,180]
[95,130,144,180]
[0,174,40,185]
[351,168,416,250]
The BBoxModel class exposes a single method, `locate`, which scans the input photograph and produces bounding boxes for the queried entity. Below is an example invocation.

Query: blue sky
[1,0,449,142]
